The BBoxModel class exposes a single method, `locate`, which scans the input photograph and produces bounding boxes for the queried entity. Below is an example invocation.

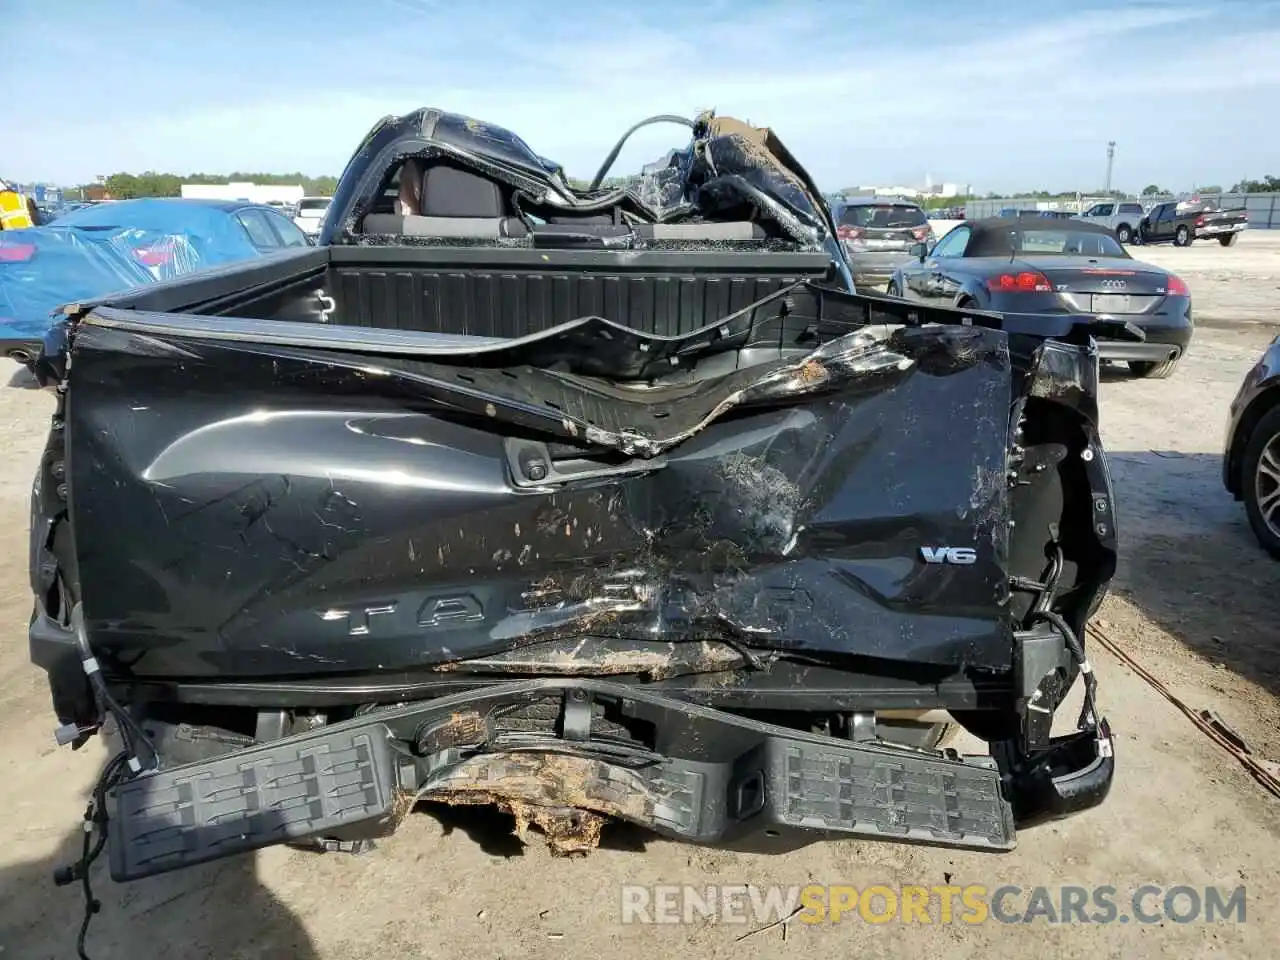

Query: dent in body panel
[63,323,1017,680]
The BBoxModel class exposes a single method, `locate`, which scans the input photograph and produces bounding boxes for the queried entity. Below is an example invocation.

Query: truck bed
[82,244,836,339]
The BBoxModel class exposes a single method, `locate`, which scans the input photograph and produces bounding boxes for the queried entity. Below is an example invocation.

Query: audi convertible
[887,217,1193,379]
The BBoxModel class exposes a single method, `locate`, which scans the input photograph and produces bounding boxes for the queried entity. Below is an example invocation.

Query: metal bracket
[504,438,665,489]
[560,689,593,742]
[316,291,336,322]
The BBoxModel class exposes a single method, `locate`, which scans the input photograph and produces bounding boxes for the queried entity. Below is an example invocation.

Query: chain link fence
[963,193,1280,228]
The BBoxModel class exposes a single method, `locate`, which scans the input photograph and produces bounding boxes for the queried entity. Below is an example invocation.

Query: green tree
[1231,175,1280,192]
[1197,185,1223,194]
[103,173,141,199]
[97,170,340,198]
[1141,184,1164,196]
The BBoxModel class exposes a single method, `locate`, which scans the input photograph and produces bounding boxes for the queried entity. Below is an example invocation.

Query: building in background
[850,180,962,199]
[180,182,304,205]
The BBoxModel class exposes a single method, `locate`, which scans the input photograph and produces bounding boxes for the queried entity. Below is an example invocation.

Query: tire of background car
[1116,224,1131,243]
[1175,225,1192,246]
[1219,232,1239,247]
[1128,356,1180,379]
[1241,405,1280,559]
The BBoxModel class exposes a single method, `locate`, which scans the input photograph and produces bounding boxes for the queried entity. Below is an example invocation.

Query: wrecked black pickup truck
[29,108,1121,886]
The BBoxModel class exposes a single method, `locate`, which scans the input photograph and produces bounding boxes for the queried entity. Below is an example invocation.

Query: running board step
[108,725,400,881]
[770,743,1015,849]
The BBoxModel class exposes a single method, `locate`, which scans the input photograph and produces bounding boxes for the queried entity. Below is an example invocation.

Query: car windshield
[1016,229,1126,257]
[970,227,1129,258]
[838,204,927,228]
[298,199,329,212]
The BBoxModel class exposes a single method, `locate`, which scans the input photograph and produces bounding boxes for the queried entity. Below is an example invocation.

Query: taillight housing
[836,225,864,242]
[1195,216,1205,226]
[0,241,36,262]
[986,271,1053,293]
[911,226,930,241]
[1165,274,1190,297]
[134,245,173,267]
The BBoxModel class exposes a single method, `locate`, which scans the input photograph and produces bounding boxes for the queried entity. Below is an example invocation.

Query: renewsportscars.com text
[619,884,1247,926]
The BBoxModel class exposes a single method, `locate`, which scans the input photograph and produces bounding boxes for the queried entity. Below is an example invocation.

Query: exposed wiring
[587,114,694,191]
[65,604,159,774]
[51,605,160,959]
[1035,608,1100,732]
[54,751,131,960]
[1011,545,1101,732]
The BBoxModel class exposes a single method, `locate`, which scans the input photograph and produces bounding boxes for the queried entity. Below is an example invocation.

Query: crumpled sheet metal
[420,750,655,856]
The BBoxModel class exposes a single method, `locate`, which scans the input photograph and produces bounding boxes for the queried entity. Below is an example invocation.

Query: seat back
[362,161,527,237]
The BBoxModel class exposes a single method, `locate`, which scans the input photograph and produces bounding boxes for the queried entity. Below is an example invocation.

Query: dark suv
[832,197,934,289]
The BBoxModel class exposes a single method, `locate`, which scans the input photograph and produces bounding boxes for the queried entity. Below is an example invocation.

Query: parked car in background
[1137,200,1248,247]
[887,217,1193,378]
[0,227,154,365]
[293,196,332,236]
[1001,209,1073,220]
[1223,336,1280,557]
[831,196,934,288]
[1075,201,1146,243]
[55,198,311,264]
[1,198,309,365]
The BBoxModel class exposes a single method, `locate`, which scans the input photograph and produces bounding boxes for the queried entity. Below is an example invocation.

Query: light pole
[1104,141,1116,194]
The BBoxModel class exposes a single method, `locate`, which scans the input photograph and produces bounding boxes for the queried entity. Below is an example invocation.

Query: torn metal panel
[57,307,1017,681]
[326,107,845,257]
[423,752,655,856]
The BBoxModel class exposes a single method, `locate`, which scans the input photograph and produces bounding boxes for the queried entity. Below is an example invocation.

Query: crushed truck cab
[29,108,1118,881]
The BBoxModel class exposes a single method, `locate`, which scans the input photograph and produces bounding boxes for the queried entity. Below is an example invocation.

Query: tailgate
[1201,211,1246,227]
[45,289,1019,681]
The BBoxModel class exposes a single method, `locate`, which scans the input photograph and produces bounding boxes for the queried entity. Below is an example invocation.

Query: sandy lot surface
[1,232,1278,959]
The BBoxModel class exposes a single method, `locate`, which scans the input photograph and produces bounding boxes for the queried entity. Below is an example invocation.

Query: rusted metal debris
[425,751,654,855]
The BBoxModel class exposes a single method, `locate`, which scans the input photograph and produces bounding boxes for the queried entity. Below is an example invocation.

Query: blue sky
[5,0,1280,193]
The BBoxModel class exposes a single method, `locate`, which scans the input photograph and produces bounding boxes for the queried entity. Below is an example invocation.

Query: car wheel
[1116,224,1131,243]
[1128,357,1180,379]
[1219,233,1239,247]
[1243,406,1280,558]
[1175,225,1191,246]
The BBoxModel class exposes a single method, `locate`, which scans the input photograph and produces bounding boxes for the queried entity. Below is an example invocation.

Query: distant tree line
[65,171,340,201]
[1230,175,1280,193]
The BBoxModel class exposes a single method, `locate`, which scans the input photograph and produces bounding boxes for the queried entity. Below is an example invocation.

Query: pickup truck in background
[1138,200,1249,247]
[1075,201,1146,243]
[29,107,1119,887]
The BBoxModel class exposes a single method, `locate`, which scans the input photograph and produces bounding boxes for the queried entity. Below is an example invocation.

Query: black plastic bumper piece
[106,679,1028,881]
[996,718,1116,828]
[108,726,400,881]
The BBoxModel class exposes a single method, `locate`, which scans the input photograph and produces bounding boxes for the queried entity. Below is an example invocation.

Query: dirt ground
[1,231,1278,959]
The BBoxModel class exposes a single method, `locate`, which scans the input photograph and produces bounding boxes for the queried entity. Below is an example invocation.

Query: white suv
[1075,201,1146,244]
[293,196,331,236]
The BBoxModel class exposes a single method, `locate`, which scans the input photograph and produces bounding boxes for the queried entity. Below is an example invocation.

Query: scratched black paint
[55,319,1020,681]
